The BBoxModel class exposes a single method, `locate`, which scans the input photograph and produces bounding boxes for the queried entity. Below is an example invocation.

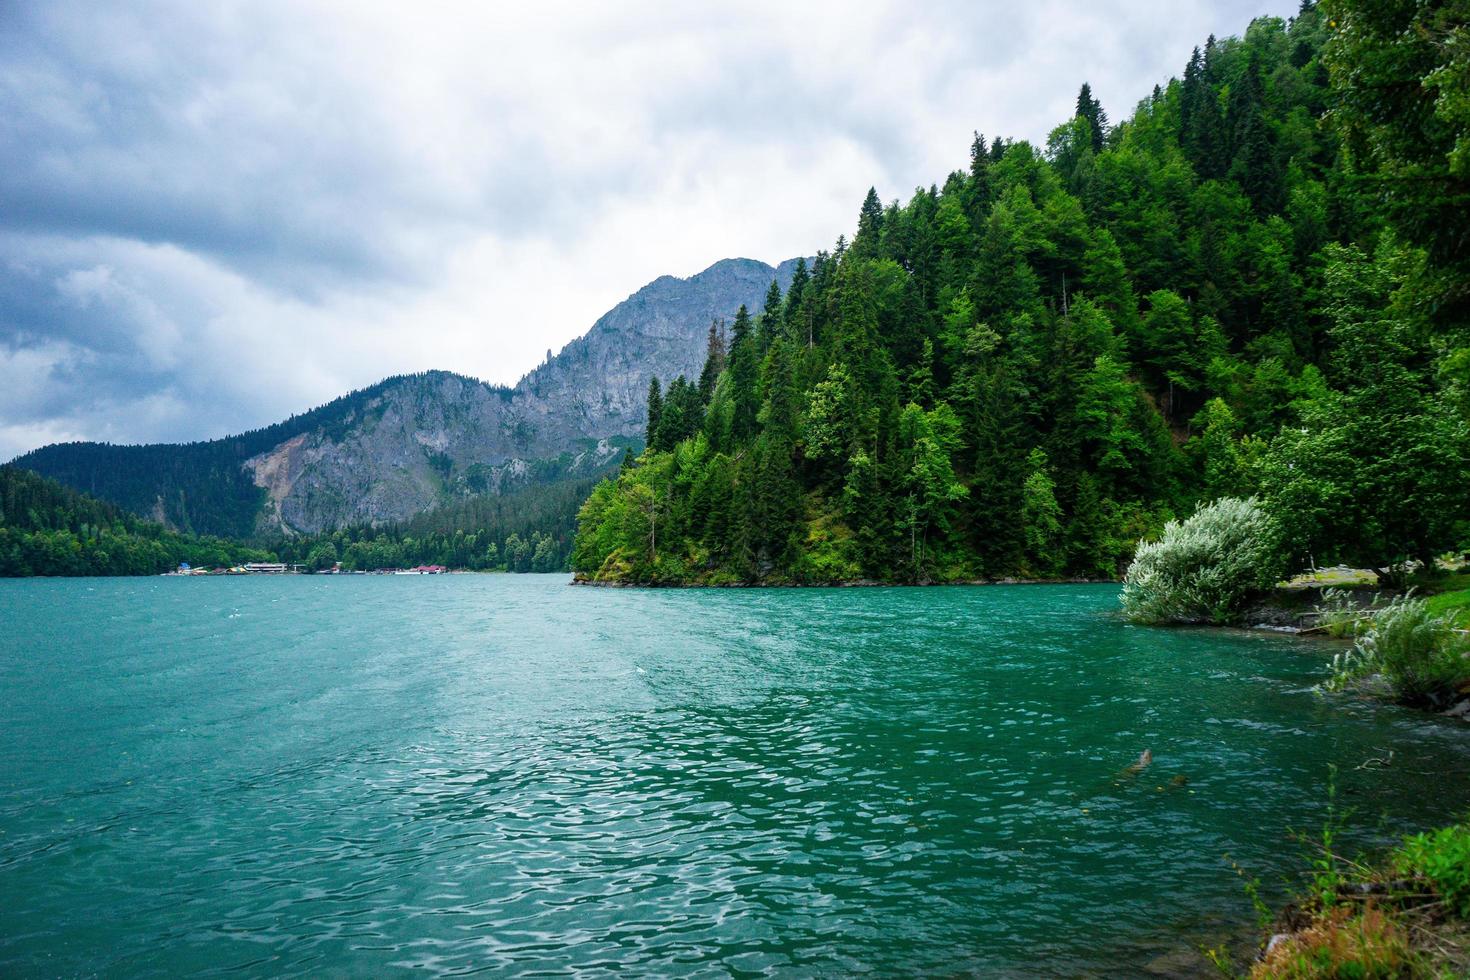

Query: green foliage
[1250,814,1470,979]
[1311,765,1348,912]
[895,403,968,571]
[0,465,272,576]
[279,478,596,574]
[1121,497,1283,624]
[577,9,1470,588]
[12,371,494,538]
[1423,574,1470,626]
[1020,449,1064,577]
[1323,593,1470,706]
[1259,244,1470,581]
[1312,587,1381,639]
[1397,823,1470,920]
[1323,0,1470,323]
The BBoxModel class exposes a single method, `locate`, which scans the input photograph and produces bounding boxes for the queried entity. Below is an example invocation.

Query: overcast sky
[0,0,1299,460]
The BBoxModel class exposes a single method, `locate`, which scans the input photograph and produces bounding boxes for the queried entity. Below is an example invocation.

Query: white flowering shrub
[1121,497,1282,624]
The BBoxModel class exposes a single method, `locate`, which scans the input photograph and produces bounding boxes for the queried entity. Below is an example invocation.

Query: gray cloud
[0,0,1298,460]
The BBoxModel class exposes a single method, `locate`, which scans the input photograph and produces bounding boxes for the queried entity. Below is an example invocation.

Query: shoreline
[570,575,1117,590]
[571,576,1347,634]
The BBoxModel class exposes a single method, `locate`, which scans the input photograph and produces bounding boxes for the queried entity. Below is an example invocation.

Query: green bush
[1120,497,1283,624]
[1397,823,1470,920]
[1313,588,1379,639]
[1324,594,1470,706]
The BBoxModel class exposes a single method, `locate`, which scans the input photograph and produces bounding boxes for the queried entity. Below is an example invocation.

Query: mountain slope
[0,465,270,575]
[574,7,1468,586]
[11,257,803,537]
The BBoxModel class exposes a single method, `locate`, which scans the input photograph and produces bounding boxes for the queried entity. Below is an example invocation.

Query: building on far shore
[243,563,295,574]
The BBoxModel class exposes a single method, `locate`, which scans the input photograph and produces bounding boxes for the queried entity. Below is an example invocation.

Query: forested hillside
[12,259,800,541]
[0,466,272,576]
[275,478,597,573]
[574,2,1470,586]
[9,375,461,539]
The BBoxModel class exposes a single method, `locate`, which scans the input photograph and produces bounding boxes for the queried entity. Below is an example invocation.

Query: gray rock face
[16,257,804,537]
[516,257,804,443]
[240,256,804,533]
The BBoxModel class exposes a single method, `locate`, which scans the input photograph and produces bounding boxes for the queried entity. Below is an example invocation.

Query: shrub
[1120,497,1283,624]
[1313,588,1381,639]
[1324,593,1470,706]
[1397,823,1470,919]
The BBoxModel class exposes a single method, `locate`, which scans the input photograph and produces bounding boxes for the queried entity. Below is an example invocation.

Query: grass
[1247,819,1470,979]
[1282,567,1381,590]
[1322,593,1470,706]
[1421,573,1470,628]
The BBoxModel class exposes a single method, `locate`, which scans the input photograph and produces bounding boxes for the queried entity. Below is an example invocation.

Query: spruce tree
[785,258,815,348]
[644,377,663,449]
[697,320,727,403]
[1075,83,1108,153]
[756,280,784,354]
[1227,53,1282,214]
[854,187,885,256]
[726,305,761,443]
[969,131,992,202]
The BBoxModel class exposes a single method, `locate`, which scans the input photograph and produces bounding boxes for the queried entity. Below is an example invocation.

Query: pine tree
[1021,449,1064,577]
[784,258,810,339]
[654,376,697,451]
[756,280,784,354]
[698,320,726,403]
[854,187,884,256]
[726,305,761,443]
[968,131,993,204]
[1227,52,1282,214]
[644,377,663,449]
[747,339,804,571]
[1075,82,1109,153]
[1181,46,1227,178]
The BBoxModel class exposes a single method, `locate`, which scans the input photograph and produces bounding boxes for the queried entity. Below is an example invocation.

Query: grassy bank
[1239,819,1470,978]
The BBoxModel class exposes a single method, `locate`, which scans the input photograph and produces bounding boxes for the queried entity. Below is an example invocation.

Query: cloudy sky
[0,0,1298,460]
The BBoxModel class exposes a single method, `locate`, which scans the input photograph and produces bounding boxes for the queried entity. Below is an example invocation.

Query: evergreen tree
[698,321,727,402]
[645,377,663,450]
[569,14,1467,588]
[854,187,885,256]
[1227,53,1282,214]
[969,130,993,203]
[1076,82,1109,153]
[756,280,784,353]
[1020,449,1064,577]
[784,259,811,346]
[726,305,761,443]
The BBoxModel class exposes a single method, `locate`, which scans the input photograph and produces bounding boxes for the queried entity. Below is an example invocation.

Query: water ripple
[2,576,1468,976]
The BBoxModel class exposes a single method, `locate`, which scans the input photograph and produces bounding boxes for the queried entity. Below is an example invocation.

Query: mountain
[12,257,804,537]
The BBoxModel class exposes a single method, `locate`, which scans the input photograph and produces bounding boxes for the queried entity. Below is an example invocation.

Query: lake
[2,575,1468,975]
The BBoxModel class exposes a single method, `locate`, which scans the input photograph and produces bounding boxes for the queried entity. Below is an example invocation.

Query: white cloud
[0,0,1299,460]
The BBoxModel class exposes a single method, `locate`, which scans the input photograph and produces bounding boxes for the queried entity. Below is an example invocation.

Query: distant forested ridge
[0,460,593,577]
[0,466,273,576]
[276,478,596,573]
[574,2,1470,586]
[9,375,463,539]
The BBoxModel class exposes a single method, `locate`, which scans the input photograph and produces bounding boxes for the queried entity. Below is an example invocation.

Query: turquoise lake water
[2,575,1468,976]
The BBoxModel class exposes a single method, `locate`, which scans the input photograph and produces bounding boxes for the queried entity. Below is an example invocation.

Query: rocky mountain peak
[15,256,807,537]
